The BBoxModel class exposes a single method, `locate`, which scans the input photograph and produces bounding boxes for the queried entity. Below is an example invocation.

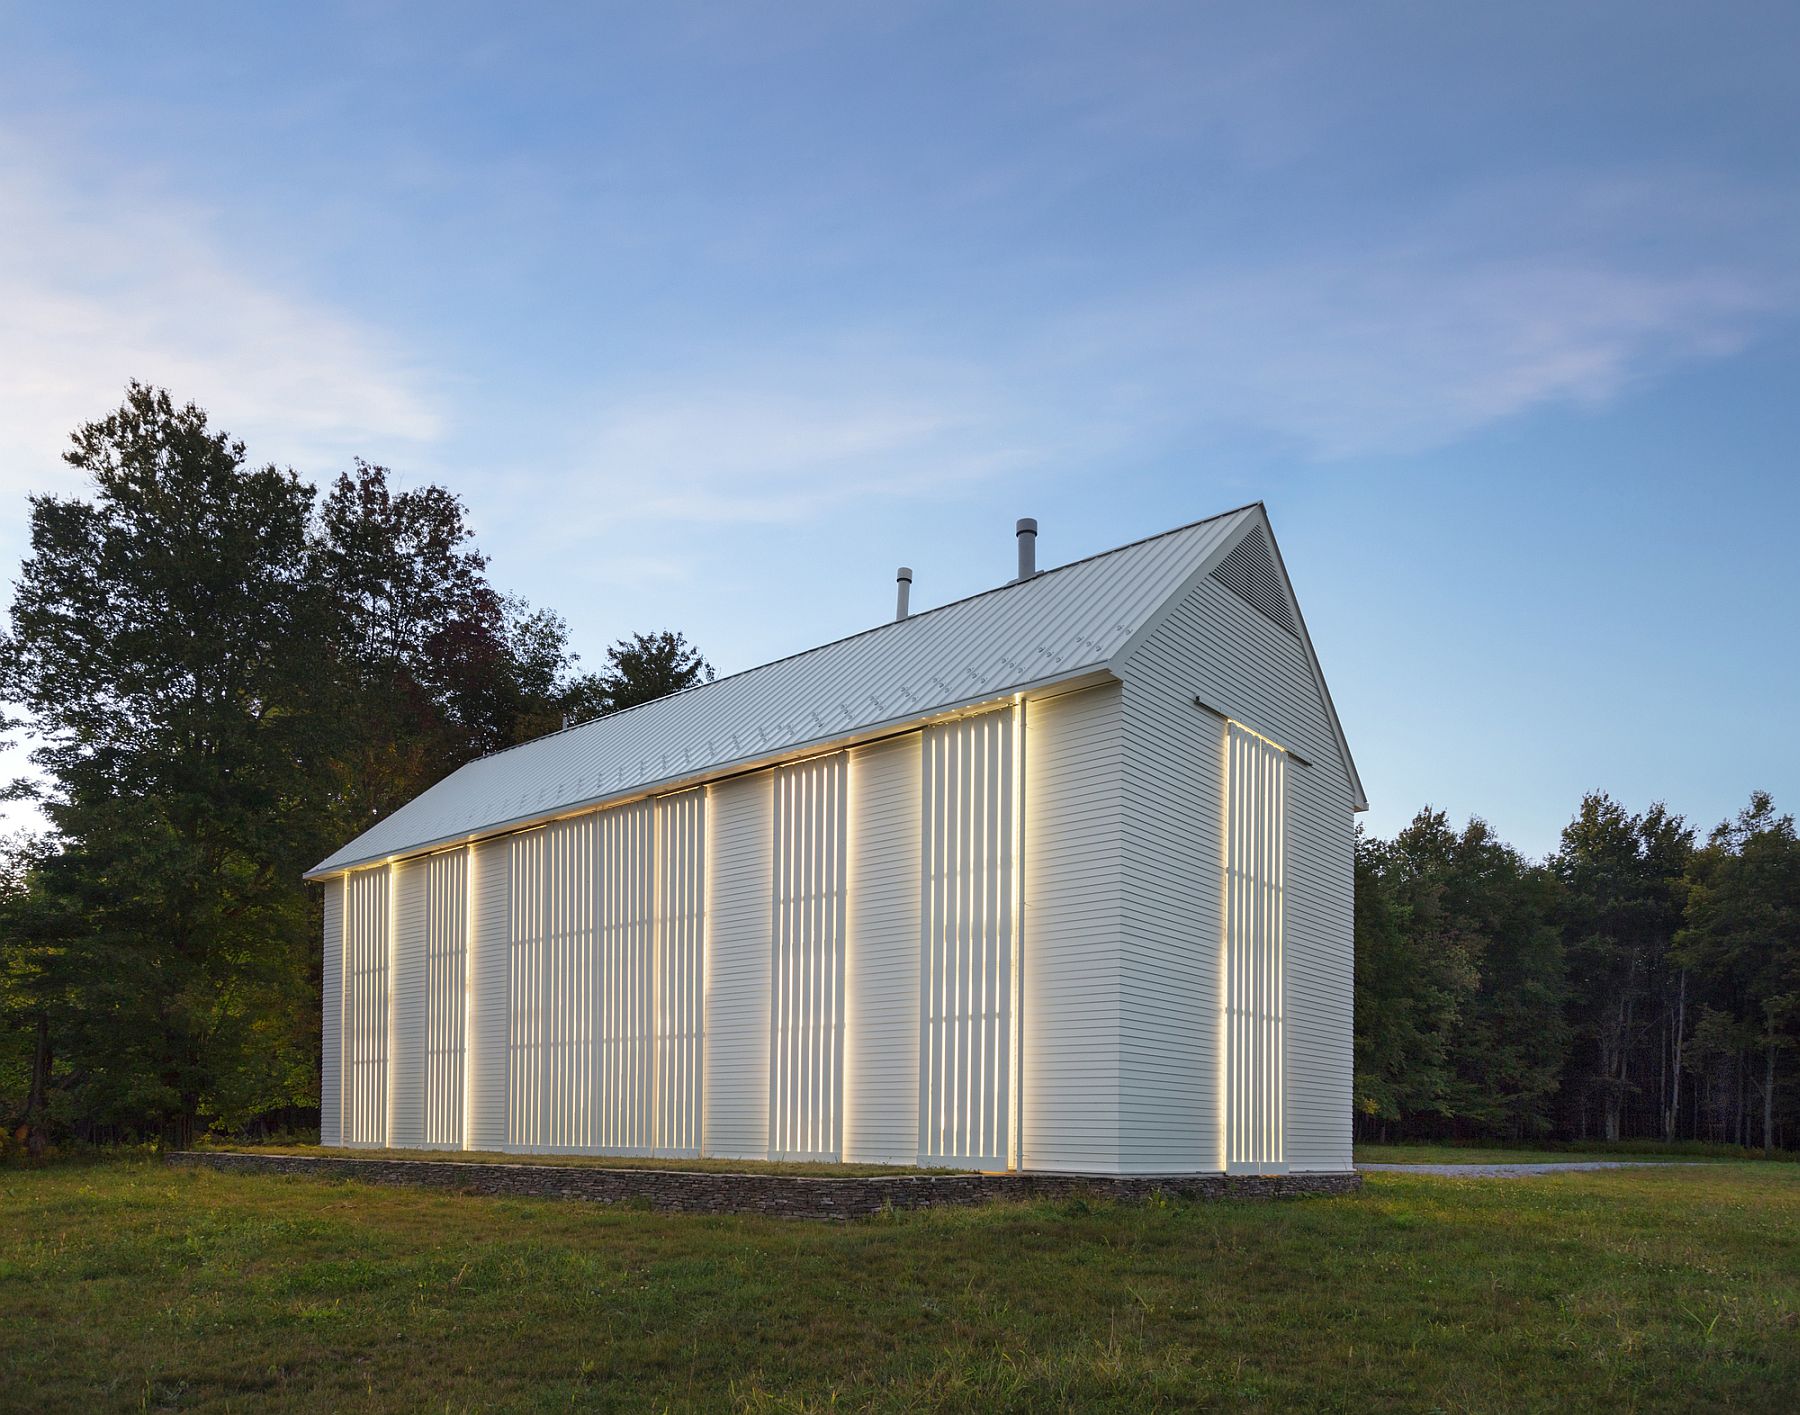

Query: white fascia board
[303,664,1116,881]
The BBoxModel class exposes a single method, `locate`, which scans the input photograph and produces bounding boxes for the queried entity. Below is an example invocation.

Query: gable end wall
[1118,573,1354,1173]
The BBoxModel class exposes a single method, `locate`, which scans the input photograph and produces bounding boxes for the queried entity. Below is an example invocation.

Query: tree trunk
[1765,1038,1777,1158]
[1665,972,1686,1142]
[16,1016,52,1157]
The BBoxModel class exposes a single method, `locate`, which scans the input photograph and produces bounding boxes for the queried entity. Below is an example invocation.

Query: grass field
[2,1156,1795,1412]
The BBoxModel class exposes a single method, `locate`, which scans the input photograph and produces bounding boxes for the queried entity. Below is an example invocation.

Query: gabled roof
[308,502,1358,878]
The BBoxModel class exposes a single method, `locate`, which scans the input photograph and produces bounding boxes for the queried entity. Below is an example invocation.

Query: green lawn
[1353,1141,1751,1166]
[2,1157,1795,1412]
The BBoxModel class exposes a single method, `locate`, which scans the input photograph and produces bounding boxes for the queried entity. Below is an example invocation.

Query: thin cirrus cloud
[535,381,1044,533]
[0,134,443,524]
[1039,178,1795,460]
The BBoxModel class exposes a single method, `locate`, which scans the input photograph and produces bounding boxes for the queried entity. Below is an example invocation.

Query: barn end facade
[306,504,1365,1176]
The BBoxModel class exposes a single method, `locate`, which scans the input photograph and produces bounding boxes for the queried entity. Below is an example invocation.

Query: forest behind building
[1,388,1796,1154]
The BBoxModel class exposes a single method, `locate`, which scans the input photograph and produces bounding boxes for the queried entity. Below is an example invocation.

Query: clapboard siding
[705,771,773,1160]
[389,858,428,1149]
[1115,668,1222,1174]
[1118,560,1355,1173]
[422,849,469,1150]
[319,878,344,1147]
[1021,682,1124,1173]
[467,836,511,1151]
[1285,758,1354,1171]
[845,734,922,1164]
[314,509,1357,1179]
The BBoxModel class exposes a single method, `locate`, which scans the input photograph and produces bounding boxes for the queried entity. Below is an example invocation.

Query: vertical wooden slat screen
[769,753,847,1160]
[342,866,391,1146]
[423,850,469,1148]
[542,813,598,1150]
[654,788,706,1156]
[1223,721,1287,1173]
[593,801,655,1151]
[320,879,343,1146]
[507,828,546,1148]
[918,707,1018,1168]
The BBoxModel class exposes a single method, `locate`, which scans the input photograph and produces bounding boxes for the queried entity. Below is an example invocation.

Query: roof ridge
[468,501,1262,767]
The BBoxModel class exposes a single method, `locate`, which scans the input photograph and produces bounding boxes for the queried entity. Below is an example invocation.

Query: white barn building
[307,504,1364,1176]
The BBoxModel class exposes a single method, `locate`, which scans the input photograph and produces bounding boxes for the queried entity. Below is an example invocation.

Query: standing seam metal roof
[307,504,1259,877]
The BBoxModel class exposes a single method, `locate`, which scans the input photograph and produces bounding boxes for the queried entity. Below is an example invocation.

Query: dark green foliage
[1355,810,1565,1139]
[0,387,712,1145]
[591,629,715,716]
[1359,791,1797,1150]
[1676,793,1800,1154]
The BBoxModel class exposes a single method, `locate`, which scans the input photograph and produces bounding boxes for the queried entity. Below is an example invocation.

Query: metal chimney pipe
[895,566,913,621]
[1015,517,1038,580]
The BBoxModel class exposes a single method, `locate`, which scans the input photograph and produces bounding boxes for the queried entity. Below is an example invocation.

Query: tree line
[1356,792,1800,1153]
[3,386,1795,1157]
[0,386,712,1148]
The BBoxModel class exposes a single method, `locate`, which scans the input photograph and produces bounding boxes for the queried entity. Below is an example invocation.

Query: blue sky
[1,2,1795,858]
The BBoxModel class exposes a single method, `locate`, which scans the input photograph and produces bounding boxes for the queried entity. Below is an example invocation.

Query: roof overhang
[304,665,1116,880]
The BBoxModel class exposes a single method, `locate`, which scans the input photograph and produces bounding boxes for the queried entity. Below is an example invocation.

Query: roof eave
[303,663,1117,881]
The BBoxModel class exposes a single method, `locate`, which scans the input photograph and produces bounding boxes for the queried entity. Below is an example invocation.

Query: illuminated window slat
[423,850,468,1148]
[342,867,390,1147]
[770,754,846,1161]
[919,707,1018,1169]
[655,789,706,1156]
[593,802,654,1152]
[1223,722,1287,1173]
[507,829,546,1149]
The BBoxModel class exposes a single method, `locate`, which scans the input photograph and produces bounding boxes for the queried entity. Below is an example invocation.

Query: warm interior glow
[770,752,846,1161]
[1222,721,1287,1174]
[919,705,1016,1170]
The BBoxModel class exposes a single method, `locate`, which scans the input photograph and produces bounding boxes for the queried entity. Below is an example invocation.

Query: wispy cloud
[1044,176,1797,458]
[507,362,1046,544]
[0,131,443,517]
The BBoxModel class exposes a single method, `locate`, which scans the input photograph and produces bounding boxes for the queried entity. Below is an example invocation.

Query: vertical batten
[918,707,1016,1169]
[617,800,656,1151]
[1223,721,1287,1173]
[769,753,847,1160]
[421,849,468,1148]
[320,878,344,1147]
[843,733,922,1164]
[507,828,545,1149]
[654,788,706,1156]
[341,866,390,1147]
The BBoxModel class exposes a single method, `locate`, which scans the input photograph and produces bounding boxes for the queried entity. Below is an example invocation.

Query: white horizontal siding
[1116,669,1222,1174]
[1118,560,1355,1174]
[389,858,427,1149]
[705,771,773,1160]
[845,734,922,1164]
[467,836,511,1151]
[1021,682,1124,1174]
[1285,758,1354,1171]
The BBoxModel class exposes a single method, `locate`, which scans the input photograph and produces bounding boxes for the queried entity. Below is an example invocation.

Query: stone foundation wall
[167,1150,1360,1219]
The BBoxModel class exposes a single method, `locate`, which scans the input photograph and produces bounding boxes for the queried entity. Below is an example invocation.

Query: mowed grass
[1,1158,1796,1412]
